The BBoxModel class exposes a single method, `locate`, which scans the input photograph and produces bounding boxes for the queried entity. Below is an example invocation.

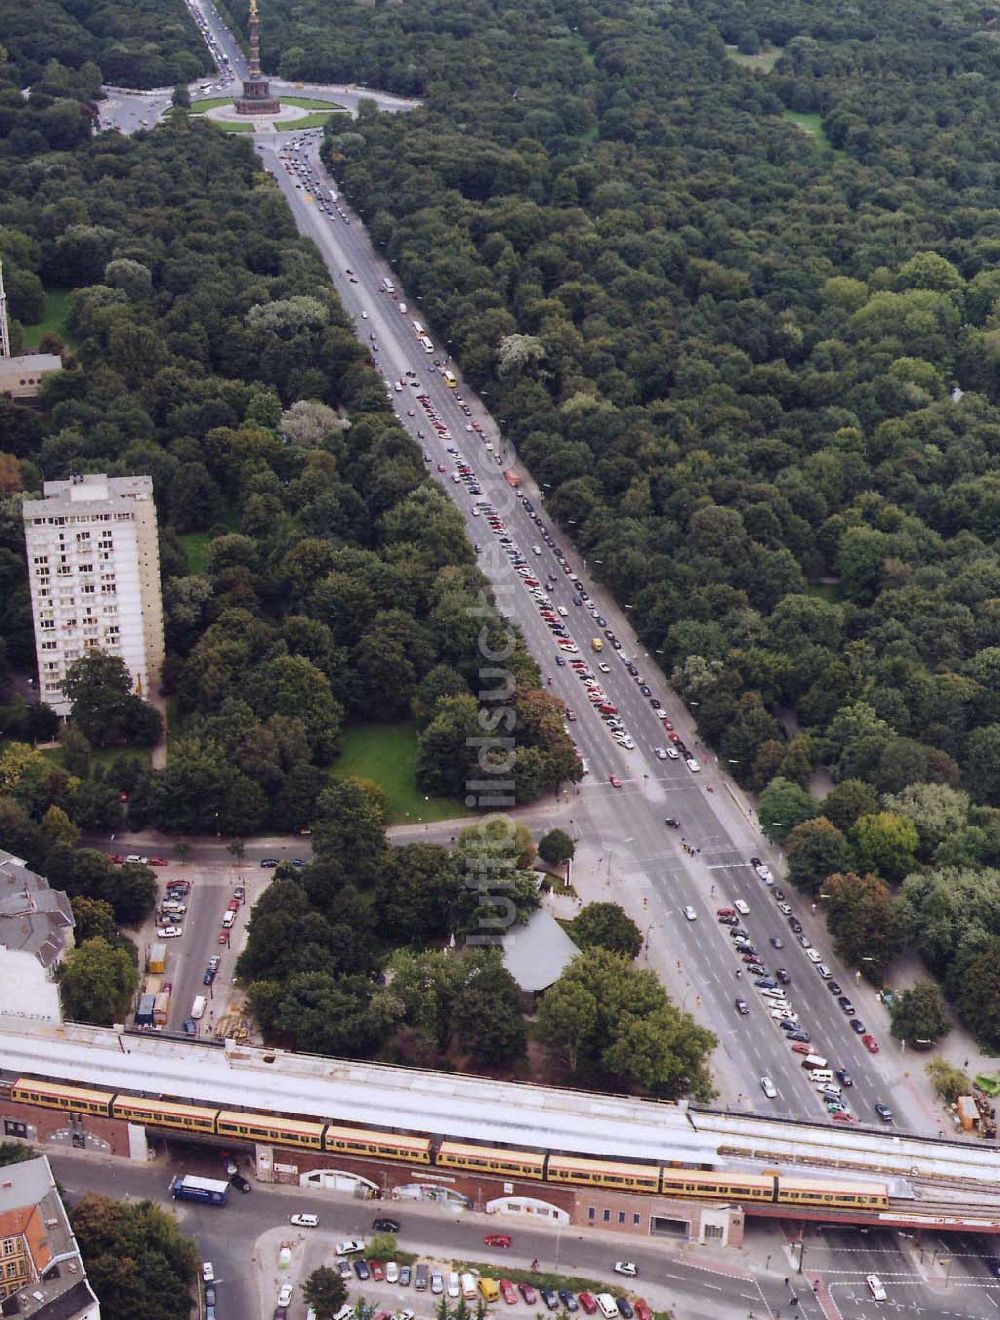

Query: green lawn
[20,289,74,348]
[179,532,213,575]
[190,95,342,114]
[333,723,466,824]
[726,44,783,73]
[805,580,842,603]
[783,109,836,151]
[277,111,343,131]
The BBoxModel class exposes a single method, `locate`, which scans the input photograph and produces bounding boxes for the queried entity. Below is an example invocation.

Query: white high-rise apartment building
[22,474,165,716]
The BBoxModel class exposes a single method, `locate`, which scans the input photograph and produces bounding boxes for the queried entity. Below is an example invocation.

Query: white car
[867,1275,887,1301]
[278,1283,294,1306]
[613,1262,638,1278]
[686,756,701,773]
[385,1261,399,1283]
[655,748,668,761]
[155,925,183,939]
[734,899,750,915]
[760,1077,778,1099]
[683,906,697,921]
[598,662,610,672]
[202,1262,214,1282]
[532,544,542,555]
[291,1213,319,1227]
[124,854,148,865]
[666,747,680,760]
[361,311,368,319]
[806,949,823,964]
[336,1239,364,1256]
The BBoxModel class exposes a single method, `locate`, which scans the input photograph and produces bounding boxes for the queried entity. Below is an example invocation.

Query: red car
[369,1261,385,1281]
[108,853,124,865]
[578,1296,598,1316]
[661,719,673,730]
[484,1234,512,1248]
[863,1034,880,1053]
[437,464,447,473]
[227,898,240,912]
[609,775,622,789]
[500,1280,518,1306]
[167,879,191,894]
[668,731,681,742]
[633,1302,652,1320]
[148,856,169,867]
[832,1111,859,1123]
[790,1043,811,1055]
[217,930,229,944]
[518,1284,537,1305]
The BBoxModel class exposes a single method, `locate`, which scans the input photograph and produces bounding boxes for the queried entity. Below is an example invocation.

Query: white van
[399,302,408,314]
[190,995,207,1020]
[461,1274,477,1301]
[222,909,236,929]
[760,987,787,1001]
[595,1297,618,1320]
[448,1273,460,1299]
[809,1069,834,1084]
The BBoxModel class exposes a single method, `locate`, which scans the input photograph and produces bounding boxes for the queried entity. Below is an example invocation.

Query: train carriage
[112,1095,219,1133]
[777,1175,889,1210]
[217,1110,325,1149]
[436,1141,547,1180]
[323,1124,432,1163]
[11,1079,113,1117]
[547,1154,661,1193]
[658,1169,777,1202]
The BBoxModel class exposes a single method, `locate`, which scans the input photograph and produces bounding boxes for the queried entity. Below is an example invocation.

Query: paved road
[44,1149,798,1320]
[146,865,252,1035]
[53,1148,1000,1320]
[86,0,952,1140]
[245,133,932,1136]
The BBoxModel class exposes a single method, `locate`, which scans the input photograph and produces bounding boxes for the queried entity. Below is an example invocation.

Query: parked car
[578,1295,598,1315]
[230,1172,251,1193]
[540,1287,560,1310]
[353,1260,370,1281]
[500,1280,518,1305]
[559,1290,579,1311]
[518,1284,538,1305]
[616,1301,634,1320]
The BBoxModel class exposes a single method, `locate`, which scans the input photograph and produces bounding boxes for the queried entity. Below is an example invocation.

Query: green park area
[725,44,783,73]
[20,289,73,347]
[782,109,836,151]
[333,723,466,825]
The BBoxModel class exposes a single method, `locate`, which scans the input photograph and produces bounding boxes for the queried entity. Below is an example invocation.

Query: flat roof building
[22,474,165,717]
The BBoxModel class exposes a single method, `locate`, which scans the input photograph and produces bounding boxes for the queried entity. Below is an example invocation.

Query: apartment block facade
[22,474,164,716]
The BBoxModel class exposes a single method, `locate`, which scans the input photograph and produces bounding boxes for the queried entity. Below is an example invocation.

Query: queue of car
[724,863,894,1125]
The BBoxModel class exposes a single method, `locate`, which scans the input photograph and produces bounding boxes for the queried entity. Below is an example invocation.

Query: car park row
[722,859,893,1126]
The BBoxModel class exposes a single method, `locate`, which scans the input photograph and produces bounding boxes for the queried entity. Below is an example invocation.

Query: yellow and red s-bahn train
[9,1077,890,1212]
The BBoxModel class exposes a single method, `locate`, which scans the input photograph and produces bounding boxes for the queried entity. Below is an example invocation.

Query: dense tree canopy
[71,1194,198,1320]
